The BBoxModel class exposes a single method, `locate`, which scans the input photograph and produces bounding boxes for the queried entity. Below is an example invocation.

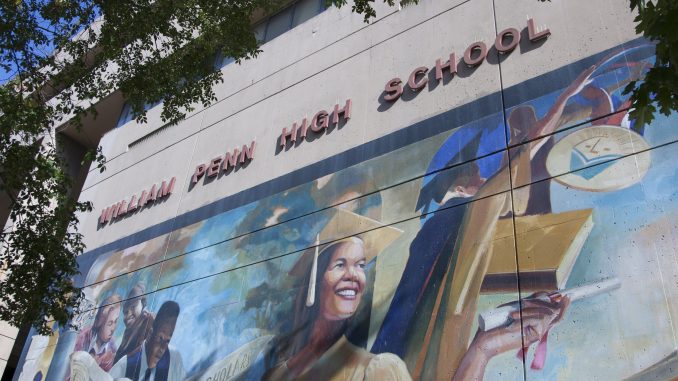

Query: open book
[482,208,594,293]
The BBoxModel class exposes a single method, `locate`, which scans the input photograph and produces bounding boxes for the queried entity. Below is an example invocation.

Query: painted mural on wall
[16,41,678,381]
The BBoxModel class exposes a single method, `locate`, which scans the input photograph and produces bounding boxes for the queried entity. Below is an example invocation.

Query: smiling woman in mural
[264,209,410,381]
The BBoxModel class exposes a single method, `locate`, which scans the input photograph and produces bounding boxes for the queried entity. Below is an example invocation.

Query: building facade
[10,0,678,380]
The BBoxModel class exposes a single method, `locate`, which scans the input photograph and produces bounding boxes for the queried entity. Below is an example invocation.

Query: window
[253,22,267,44]
[260,0,327,43]
[292,0,322,28]
[213,51,235,70]
[116,100,162,127]
[215,0,327,69]
[265,6,294,42]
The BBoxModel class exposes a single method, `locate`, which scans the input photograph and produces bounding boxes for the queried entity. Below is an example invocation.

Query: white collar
[139,342,156,378]
[87,333,107,355]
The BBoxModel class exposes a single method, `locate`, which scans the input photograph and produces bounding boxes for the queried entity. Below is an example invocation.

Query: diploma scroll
[479,277,621,331]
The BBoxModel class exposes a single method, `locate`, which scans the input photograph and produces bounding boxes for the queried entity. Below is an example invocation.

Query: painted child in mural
[372,63,600,380]
[264,210,411,381]
[114,283,155,364]
[70,294,122,375]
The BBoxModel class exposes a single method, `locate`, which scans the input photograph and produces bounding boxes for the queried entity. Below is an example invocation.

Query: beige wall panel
[79,0,501,253]
[495,0,639,89]
[363,0,501,145]
[77,135,199,250]
[83,113,204,190]
[85,0,470,190]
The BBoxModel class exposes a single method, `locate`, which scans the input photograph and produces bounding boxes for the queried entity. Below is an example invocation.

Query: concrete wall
[14,1,678,380]
[0,322,19,376]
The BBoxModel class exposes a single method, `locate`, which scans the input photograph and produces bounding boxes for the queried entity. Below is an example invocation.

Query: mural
[16,41,678,381]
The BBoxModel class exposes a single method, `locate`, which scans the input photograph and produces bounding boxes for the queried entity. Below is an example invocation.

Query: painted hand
[471,292,570,359]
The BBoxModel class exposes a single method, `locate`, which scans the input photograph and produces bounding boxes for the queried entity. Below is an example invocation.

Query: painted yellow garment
[265,336,412,381]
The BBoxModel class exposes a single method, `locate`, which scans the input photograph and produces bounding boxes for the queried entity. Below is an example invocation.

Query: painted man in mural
[71,294,122,374]
[265,210,411,381]
[108,301,185,381]
[372,62,600,380]
[114,283,155,364]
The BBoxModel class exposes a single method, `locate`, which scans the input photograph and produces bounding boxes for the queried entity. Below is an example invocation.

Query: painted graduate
[264,209,411,381]
[371,63,597,380]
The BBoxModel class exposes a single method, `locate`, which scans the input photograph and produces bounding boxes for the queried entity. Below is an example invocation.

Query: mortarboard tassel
[306,234,320,307]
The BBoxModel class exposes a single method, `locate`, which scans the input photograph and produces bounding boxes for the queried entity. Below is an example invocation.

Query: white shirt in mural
[108,343,185,381]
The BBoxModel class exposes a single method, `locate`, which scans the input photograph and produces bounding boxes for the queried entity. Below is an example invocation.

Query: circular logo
[546,125,651,192]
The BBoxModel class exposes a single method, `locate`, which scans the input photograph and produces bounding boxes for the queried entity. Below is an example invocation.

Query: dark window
[116,100,162,127]
[293,0,325,27]
[265,6,294,42]
[253,22,267,44]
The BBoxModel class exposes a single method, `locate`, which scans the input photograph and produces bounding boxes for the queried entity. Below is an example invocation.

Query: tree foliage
[625,0,678,126]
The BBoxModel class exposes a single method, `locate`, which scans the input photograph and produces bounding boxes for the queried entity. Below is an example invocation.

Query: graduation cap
[415,129,484,213]
[291,208,402,307]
